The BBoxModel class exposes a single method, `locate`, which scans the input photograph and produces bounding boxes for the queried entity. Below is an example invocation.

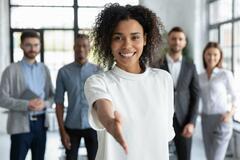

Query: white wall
[0,0,10,74]
[140,0,208,72]
[0,0,10,133]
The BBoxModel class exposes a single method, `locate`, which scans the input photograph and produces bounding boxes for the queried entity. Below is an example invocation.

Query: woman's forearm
[93,99,115,130]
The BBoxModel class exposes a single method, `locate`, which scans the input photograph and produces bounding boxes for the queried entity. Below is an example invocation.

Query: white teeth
[120,52,135,58]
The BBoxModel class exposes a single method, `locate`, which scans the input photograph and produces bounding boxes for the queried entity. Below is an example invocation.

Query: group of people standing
[0,3,238,160]
[0,31,99,160]
[154,26,238,160]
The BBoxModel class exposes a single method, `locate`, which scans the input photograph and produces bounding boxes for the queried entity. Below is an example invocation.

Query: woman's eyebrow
[112,32,141,35]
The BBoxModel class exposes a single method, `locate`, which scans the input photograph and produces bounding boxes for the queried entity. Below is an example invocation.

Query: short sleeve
[84,74,112,130]
[166,72,175,141]
[54,69,65,104]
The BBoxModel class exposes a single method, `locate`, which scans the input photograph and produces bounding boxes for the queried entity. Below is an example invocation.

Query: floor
[0,116,237,160]
[170,116,235,160]
[0,131,87,160]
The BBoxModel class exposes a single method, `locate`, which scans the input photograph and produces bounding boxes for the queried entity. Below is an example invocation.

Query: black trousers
[10,115,46,160]
[173,116,192,160]
[65,128,98,160]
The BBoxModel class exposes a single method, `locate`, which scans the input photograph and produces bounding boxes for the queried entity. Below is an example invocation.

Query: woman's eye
[112,36,122,41]
[132,36,140,40]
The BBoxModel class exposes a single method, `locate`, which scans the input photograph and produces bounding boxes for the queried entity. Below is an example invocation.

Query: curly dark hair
[92,3,164,69]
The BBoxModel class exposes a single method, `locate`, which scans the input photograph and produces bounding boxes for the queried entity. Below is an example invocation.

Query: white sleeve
[225,70,239,109]
[84,74,112,130]
[166,73,175,141]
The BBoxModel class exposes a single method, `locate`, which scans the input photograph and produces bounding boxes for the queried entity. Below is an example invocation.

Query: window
[234,0,240,18]
[209,29,219,42]
[10,1,75,68]
[209,0,232,25]
[77,0,138,6]
[10,0,139,88]
[208,0,240,122]
[11,7,74,28]
[220,23,232,70]
[78,8,103,29]
[44,30,74,85]
[10,0,73,6]
[234,21,240,80]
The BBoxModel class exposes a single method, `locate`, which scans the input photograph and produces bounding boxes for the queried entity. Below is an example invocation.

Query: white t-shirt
[84,66,175,160]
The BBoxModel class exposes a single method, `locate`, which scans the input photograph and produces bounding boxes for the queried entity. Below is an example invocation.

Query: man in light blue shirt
[21,57,46,116]
[0,30,54,160]
[55,34,100,160]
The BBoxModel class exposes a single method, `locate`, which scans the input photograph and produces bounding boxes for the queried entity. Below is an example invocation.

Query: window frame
[208,0,240,123]
[9,0,139,63]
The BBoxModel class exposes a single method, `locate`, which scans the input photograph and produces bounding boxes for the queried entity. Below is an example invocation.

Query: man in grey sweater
[0,30,54,160]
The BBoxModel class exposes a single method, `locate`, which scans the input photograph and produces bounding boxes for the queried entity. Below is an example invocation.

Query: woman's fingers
[113,111,128,154]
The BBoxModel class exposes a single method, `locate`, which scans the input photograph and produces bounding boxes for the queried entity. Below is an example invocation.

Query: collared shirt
[20,57,46,115]
[199,68,238,114]
[54,61,100,129]
[166,54,182,87]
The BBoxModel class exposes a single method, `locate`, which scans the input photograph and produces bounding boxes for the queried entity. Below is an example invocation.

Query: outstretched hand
[106,111,128,154]
[93,99,128,154]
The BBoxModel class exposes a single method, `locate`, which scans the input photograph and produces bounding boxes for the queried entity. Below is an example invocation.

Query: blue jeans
[10,114,47,160]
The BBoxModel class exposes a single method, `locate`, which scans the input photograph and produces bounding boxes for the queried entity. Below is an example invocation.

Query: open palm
[107,111,128,154]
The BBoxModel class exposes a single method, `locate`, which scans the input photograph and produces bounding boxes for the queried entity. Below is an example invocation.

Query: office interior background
[0,0,240,159]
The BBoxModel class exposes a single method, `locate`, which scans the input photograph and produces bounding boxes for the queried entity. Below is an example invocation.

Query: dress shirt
[166,54,182,87]
[20,57,46,115]
[199,68,238,114]
[54,61,100,129]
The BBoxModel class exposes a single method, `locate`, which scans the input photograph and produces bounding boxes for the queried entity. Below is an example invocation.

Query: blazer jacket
[154,57,200,126]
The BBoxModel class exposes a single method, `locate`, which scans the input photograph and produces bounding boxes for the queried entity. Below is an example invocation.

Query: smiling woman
[110,19,146,73]
[92,4,163,70]
[84,3,175,160]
